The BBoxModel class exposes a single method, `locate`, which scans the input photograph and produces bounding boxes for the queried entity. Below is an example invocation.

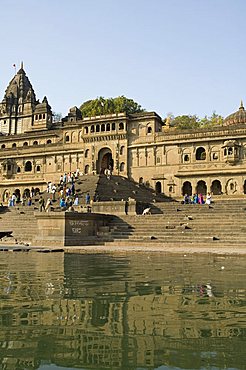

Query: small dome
[224,101,246,126]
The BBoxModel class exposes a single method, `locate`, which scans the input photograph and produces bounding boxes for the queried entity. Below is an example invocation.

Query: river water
[0,251,245,370]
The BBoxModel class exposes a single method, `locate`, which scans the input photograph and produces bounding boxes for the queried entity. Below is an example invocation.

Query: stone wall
[33,212,113,247]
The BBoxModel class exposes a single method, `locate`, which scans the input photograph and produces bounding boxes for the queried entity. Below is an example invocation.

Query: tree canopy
[79,96,144,118]
[167,112,224,130]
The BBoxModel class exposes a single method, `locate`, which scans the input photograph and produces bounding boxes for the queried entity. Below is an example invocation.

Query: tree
[79,96,144,118]
[170,112,224,130]
[171,115,200,130]
[200,111,223,127]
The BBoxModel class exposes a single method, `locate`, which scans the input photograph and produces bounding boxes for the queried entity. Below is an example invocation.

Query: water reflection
[0,252,245,369]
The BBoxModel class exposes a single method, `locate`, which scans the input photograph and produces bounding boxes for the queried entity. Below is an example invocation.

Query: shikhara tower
[0,62,52,135]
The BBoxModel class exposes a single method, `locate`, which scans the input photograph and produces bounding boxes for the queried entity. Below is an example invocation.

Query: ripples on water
[0,251,245,370]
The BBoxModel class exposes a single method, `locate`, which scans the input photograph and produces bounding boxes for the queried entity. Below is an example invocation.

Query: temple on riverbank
[1,64,246,201]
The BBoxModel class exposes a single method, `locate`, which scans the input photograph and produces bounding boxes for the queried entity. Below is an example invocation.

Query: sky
[0,0,246,119]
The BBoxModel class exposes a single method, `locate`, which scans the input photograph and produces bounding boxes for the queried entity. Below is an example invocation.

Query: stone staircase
[33,174,171,207]
[1,196,246,250]
[94,174,171,202]
[104,201,246,249]
[0,206,38,245]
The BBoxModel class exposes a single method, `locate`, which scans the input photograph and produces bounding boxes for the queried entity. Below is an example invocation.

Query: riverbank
[1,243,245,255]
[63,244,246,255]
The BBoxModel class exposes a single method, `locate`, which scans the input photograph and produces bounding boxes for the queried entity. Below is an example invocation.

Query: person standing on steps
[125,200,129,215]
[39,196,45,212]
[51,184,56,201]
[86,192,90,205]
[45,197,52,212]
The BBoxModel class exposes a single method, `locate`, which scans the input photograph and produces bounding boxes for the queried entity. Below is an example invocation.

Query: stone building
[1,64,246,201]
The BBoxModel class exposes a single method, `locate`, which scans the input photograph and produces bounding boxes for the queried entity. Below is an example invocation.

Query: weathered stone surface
[33,212,112,247]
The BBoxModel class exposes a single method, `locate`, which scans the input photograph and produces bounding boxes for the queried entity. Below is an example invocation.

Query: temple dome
[224,101,246,126]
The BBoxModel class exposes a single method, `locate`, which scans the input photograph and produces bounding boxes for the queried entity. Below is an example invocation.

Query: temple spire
[240,99,244,110]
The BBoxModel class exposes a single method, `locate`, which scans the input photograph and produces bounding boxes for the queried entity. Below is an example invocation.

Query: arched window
[85,149,89,158]
[24,161,32,172]
[33,141,38,145]
[112,122,116,130]
[196,147,206,160]
[184,154,190,162]
[35,115,38,120]
[101,124,105,132]
[36,165,41,172]
[147,126,152,134]
[84,126,89,134]
[43,114,46,119]
[228,147,233,155]
[119,122,124,130]
[96,124,100,132]
[212,153,218,160]
[47,139,52,144]
[23,142,28,147]
[12,143,17,148]
[65,135,69,142]
[84,164,89,174]
[39,114,42,120]
[1,144,5,149]
[106,123,110,131]
[120,146,125,155]
[91,125,95,133]
[120,162,125,172]
[17,166,21,173]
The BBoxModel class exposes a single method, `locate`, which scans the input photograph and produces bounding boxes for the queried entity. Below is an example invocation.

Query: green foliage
[170,112,224,130]
[79,96,144,118]
[171,115,200,130]
[199,111,224,127]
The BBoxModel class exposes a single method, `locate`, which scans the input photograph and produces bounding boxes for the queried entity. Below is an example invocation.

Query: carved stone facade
[1,65,246,199]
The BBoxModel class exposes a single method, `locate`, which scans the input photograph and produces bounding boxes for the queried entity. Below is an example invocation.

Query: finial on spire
[21,61,24,69]
[240,99,244,110]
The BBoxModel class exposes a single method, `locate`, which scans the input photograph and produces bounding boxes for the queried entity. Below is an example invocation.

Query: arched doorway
[244,180,246,194]
[2,189,9,203]
[14,189,21,202]
[97,148,114,174]
[182,181,192,196]
[24,188,30,198]
[84,165,90,174]
[196,180,207,195]
[155,181,162,194]
[211,180,222,195]
[35,188,40,195]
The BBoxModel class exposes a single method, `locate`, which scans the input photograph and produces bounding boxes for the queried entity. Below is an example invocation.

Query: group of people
[183,193,212,205]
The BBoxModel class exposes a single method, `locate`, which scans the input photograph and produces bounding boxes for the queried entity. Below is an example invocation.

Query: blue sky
[1,0,246,119]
